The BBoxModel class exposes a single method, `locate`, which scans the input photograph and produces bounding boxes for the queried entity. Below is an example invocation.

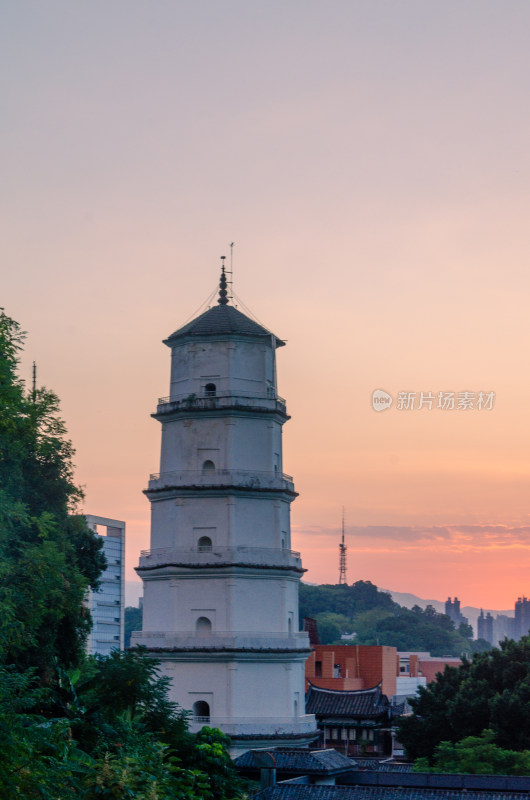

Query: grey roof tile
[165,304,284,345]
[254,787,530,800]
[305,685,391,719]
[234,748,351,774]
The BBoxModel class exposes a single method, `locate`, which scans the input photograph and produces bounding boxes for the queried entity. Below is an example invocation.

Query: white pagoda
[133,265,317,753]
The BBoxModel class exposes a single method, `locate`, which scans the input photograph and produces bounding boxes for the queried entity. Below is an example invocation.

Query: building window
[204,383,216,397]
[196,616,212,635]
[349,729,356,741]
[193,701,210,722]
[202,460,215,472]
[333,663,341,678]
[315,661,322,677]
[198,536,213,551]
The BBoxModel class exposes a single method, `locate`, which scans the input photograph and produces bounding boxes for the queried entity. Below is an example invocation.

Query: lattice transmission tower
[338,508,347,585]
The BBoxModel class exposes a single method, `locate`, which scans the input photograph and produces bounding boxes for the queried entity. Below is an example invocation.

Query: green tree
[299,582,478,657]
[414,730,530,776]
[124,604,143,648]
[299,580,395,622]
[0,310,106,679]
[353,604,472,655]
[71,649,243,799]
[315,612,352,644]
[398,636,530,762]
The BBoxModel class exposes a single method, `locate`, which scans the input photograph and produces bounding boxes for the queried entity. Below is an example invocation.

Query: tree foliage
[414,730,530,776]
[124,605,143,648]
[0,309,106,677]
[398,636,530,762]
[300,581,479,655]
[300,580,395,621]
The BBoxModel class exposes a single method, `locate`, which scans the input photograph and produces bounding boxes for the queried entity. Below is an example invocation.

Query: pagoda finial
[218,256,229,305]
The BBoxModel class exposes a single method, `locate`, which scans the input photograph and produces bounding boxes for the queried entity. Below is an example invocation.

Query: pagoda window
[198,536,213,552]
[204,383,216,397]
[196,616,212,635]
[193,700,210,722]
[202,460,215,472]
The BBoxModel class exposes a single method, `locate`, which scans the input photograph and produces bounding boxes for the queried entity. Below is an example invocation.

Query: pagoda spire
[218,257,229,305]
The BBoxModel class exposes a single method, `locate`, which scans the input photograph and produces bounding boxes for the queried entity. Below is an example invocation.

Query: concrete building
[85,515,125,655]
[132,266,317,754]
[477,609,495,644]
[444,597,469,628]
[397,652,461,685]
[305,645,397,698]
[514,596,530,639]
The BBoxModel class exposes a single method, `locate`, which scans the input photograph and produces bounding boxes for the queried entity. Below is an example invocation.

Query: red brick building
[305,645,397,697]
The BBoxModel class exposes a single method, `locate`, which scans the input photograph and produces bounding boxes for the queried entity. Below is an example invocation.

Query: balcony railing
[138,545,302,570]
[131,630,310,651]
[189,715,316,735]
[147,469,295,493]
[155,390,286,415]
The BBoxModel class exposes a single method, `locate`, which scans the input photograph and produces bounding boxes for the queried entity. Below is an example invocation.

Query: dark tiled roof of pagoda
[254,787,530,800]
[234,748,351,775]
[164,304,285,346]
[305,684,391,719]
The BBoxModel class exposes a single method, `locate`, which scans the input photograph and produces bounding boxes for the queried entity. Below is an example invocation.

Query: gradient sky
[3,1,530,608]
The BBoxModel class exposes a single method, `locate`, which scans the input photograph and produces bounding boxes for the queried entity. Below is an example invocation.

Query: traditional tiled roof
[254,787,530,800]
[234,748,352,775]
[305,684,391,720]
[351,759,413,772]
[164,304,284,346]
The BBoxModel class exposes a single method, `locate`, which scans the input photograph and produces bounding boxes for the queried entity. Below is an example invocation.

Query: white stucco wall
[136,318,316,747]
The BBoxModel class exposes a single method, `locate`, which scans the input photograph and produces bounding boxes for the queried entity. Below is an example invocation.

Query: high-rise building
[132,266,317,754]
[477,609,494,645]
[445,596,469,628]
[85,515,125,655]
[515,596,530,639]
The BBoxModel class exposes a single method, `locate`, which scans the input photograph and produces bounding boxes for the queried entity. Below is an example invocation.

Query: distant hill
[382,587,514,636]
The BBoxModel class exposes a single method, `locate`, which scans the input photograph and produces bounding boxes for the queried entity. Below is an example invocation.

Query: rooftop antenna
[338,507,347,585]
[228,242,234,303]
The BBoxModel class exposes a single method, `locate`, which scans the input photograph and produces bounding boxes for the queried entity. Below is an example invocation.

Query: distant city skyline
[4,2,530,608]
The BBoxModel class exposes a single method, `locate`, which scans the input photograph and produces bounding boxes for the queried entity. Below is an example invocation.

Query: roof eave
[163,331,286,348]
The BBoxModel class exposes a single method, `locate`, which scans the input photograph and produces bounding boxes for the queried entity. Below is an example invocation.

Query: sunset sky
[3,1,530,609]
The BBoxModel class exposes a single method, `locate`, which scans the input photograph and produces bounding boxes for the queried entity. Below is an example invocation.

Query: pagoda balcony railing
[189,715,316,735]
[155,390,286,414]
[147,469,295,493]
[138,545,302,570]
[131,630,310,650]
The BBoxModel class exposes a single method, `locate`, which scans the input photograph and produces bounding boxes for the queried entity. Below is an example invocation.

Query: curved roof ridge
[307,681,382,696]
